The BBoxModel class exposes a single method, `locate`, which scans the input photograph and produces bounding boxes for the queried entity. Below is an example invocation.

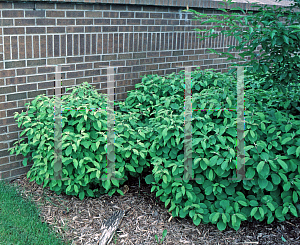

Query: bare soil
[6,173,300,245]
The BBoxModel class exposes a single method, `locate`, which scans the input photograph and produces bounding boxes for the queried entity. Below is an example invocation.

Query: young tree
[183,0,300,95]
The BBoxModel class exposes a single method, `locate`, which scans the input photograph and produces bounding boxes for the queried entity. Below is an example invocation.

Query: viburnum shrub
[142,70,300,231]
[9,82,152,199]
[118,68,238,126]
[9,68,300,231]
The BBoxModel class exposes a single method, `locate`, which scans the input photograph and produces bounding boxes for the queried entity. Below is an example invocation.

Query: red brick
[0,170,10,180]
[17,83,37,92]
[26,27,46,34]
[25,10,45,18]
[2,10,24,17]
[6,77,26,85]
[4,36,10,60]
[19,36,25,59]
[46,10,65,17]
[10,165,31,177]
[26,36,32,59]
[33,36,39,58]
[0,132,18,141]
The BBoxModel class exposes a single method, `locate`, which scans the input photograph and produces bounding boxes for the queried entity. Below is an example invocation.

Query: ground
[7,174,300,245]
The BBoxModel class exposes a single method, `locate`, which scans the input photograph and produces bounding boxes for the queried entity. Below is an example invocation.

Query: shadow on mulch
[5,173,300,245]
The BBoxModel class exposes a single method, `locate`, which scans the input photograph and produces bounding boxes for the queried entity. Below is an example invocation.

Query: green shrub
[9,82,152,199]
[183,0,300,94]
[118,68,238,126]
[9,68,300,232]
[137,70,300,231]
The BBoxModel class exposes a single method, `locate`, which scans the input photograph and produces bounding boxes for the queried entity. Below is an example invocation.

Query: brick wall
[0,0,298,181]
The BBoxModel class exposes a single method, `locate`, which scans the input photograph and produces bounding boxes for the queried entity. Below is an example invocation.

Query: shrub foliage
[9,66,300,231]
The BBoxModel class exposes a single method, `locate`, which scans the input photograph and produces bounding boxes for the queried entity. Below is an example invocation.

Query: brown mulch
[5,173,300,245]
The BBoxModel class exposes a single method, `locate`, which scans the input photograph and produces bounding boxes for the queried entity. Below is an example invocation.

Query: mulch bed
[6,173,300,245]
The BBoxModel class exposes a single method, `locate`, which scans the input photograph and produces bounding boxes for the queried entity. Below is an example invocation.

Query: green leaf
[193,216,201,226]
[293,191,298,203]
[22,158,28,166]
[238,200,248,206]
[236,213,246,220]
[271,173,281,185]
[277,159,288,172]
[269,127,276,134]
[281,137,292,145]
[217,221,226,231]
[259,207,264,217]
[285,124,293,133]
[163,175,167,184]
[126,165,135,172]
[79,191,85,200]
[186,191,194,201]
[258,178,268,189]
[257,161,265,174]
[208,169,214,181]
[111,178,119,188]
[287,146,297,155]
[221,160,228,170]
[222,213,227,223]
[104,180,111,190]
[81,140,91,149]
[260,152,269,161]
[74,184,79,194]
[211,212,220,223]
[229,148,235,158]
[176,191,182,200]
[267,202,275,212]
[86,189,94,197]
[66,145,72,156]
[232,215,237,225]
[210,156,218,167]
[296,146,300,158]
[226,97,232,107]
[125,151,131,158]
[73,159,78,169]
[250,207,258,217]
[162,128,168,138]
[271,30,276,38]
[283,182,291,191]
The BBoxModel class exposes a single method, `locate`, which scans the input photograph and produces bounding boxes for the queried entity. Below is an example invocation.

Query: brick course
[0,0,298,181]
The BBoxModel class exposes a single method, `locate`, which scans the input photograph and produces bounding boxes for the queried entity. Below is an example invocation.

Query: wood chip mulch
[6,173,300,245]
